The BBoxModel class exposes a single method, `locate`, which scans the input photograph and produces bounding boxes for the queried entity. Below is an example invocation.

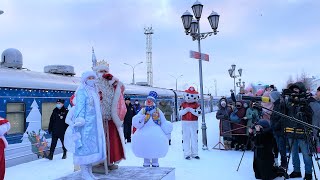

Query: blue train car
[0,68,79,144]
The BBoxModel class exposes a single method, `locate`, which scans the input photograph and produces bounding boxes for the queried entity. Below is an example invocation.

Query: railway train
[1,48,220,167]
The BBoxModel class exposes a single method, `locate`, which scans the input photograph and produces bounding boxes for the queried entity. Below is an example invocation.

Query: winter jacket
[216,98,232,138]
[158,101,173,121]
[124,103,136,125]
[284,82,313,139]
[133,103,142,114]
[245,107,259,135]
[230,105,247,135]
[48,107,69,137]
[252,127,277,180]
[270,98,286,136]
[308,97,320,141]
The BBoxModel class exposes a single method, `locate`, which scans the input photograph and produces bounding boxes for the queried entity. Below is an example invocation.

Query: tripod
[253,103,320,180]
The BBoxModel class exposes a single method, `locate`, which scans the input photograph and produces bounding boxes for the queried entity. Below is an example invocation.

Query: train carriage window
[42,102,56,130]
[6,103,25,134]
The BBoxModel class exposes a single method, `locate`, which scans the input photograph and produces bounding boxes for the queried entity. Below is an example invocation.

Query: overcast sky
[1,0,319,96]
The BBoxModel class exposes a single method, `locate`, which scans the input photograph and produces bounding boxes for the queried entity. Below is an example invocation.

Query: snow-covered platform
[56,166,175,180]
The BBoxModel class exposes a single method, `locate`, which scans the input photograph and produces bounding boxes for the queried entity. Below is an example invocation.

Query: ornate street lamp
[228,64,243,94]
[181,1,220,150]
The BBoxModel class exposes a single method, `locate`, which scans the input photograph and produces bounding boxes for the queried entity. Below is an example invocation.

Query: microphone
[240,95,270,103]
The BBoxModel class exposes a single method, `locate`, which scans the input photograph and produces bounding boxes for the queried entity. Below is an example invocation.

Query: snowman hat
[147,91,158,103]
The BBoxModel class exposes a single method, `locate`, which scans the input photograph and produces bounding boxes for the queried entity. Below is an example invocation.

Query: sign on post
[189,50,209,61]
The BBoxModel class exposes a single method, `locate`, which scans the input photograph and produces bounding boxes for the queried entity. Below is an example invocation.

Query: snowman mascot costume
[132,91,173,167]
[179,86,201,160]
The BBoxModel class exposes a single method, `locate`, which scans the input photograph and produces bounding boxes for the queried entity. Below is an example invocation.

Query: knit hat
[147,91,158,103]
[257,119,270,129]
[269,91,281,103]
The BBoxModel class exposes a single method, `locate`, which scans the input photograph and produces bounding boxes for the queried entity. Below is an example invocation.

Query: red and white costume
[93,60,127,170]
[179,87,201,158]
[0,117,10,180]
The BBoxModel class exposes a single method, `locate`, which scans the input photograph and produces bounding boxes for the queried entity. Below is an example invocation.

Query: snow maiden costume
[132,91,173,167]
[179,86,201,160]
[72,71,107,179]
[0,117,10,180]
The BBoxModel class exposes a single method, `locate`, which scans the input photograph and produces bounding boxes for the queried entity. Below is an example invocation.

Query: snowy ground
[6,112,320,180]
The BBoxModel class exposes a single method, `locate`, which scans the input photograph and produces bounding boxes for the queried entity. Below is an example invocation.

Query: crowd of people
[216,83,320,180]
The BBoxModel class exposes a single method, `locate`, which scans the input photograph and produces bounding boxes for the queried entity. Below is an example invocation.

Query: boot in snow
[47,152,53,160]
[80,165,94,180]
[62,151,67,159]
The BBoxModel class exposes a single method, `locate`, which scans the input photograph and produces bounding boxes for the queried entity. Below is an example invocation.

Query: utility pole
[144,26,154,87]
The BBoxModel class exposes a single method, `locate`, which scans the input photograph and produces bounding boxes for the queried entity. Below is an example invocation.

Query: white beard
[96,78,115,121]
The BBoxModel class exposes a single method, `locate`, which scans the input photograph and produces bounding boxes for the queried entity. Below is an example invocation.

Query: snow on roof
[0,68,80,91]
[0,68,175,96]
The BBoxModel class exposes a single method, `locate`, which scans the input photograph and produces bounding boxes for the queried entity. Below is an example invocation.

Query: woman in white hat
[72,71,107,179]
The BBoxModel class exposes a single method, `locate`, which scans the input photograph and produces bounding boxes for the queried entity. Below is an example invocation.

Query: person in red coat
[0,117,10,180]
[179,87,201,160]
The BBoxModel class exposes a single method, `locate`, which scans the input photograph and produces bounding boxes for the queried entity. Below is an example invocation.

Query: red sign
[190,50,209,61]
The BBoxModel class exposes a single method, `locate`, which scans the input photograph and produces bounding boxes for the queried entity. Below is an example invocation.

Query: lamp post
[213,79,217,96]
[205,86,214,94]
[228,64,242,94]
[170,74,183,91]
[124,61,143,84]
[236,79,245,94]
[181,1,220,150]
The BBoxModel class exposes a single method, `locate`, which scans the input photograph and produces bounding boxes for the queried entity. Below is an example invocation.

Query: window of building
[41,102,56,130]
[6,103,25,134]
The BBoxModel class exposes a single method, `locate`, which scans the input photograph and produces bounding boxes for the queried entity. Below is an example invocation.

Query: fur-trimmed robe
[0,119,10,180]
[96,78,127,165]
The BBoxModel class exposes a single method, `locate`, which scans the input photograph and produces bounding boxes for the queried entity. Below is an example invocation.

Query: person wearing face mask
[216,97,232,150]
[72,71,107,179]
[48,99,69,160]
[133,100,142,114]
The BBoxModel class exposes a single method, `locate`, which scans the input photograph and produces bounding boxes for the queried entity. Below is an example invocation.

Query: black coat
[284,82,314,139]
[48,107,68,137]
[270,99,285,136]
[252,128,277,180]
[124,103,135,125]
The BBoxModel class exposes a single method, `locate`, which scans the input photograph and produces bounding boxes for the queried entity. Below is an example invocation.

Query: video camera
[281,88,311,106]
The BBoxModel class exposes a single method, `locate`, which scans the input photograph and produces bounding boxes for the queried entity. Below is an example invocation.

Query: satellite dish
[0,10,4,15]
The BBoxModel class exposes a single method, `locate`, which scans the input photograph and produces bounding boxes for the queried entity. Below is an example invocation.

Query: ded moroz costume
[92,60,127,173]
[0,117,10,180]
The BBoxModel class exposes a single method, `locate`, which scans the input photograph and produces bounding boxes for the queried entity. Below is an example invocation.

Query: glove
[223,114,229,119]
[102,73,113,80]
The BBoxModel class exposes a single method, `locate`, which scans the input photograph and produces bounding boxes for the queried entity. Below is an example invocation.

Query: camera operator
[310,86,320,153]
[249,119,287,180]
[269,91,287,169]
[284,82,313,180]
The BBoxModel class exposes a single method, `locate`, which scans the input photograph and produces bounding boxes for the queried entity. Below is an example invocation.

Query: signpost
[189,50,209,61]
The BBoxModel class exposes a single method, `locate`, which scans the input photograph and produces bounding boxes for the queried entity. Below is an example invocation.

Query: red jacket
[180,102,200,121]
